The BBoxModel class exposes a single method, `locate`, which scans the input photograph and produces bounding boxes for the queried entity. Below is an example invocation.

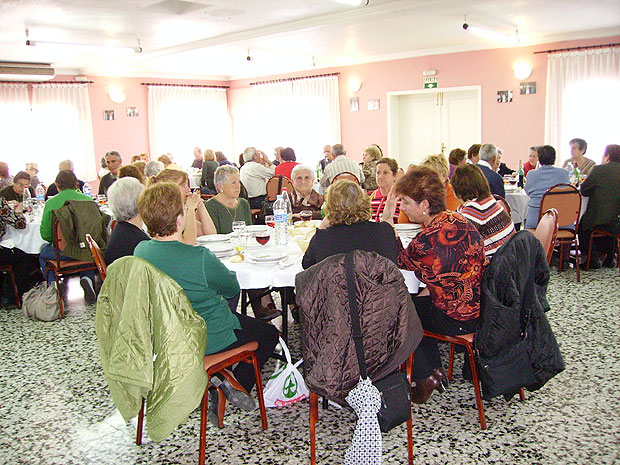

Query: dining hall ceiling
[0,0,619,80]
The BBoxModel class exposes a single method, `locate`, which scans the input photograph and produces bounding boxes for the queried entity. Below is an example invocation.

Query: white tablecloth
[0,218,48,254]
[505,187,529,225]
[189,173,201,189]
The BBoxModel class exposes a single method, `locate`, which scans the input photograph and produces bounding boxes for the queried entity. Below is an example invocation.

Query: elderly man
[319,144,365,187]
[46,160,86,198]
[0,171,34,202]
[191,147,203,169]
[239,146,275,209]
[318,144,333,172]
[476,143,505,198]
[99,151,122,196]
[578,144,620,269]
[0,162,13,189]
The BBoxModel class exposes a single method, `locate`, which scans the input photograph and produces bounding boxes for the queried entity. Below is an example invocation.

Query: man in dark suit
[578,144,620,269]
[476,143,505,198]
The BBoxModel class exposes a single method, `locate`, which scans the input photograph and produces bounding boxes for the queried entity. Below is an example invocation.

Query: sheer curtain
[0,84,34,177]
[31,83,96,183]
[147,86,232,168]
[545,47,620,164]
[231,75,340,167]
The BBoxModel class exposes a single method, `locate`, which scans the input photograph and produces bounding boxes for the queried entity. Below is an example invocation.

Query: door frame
[387,85,482,165]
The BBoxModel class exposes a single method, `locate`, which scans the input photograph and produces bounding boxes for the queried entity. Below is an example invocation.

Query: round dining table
[0,215,48,254]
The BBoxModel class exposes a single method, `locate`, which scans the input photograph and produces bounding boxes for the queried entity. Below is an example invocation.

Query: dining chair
[309,354,414,465]
[85,234,107,281]
[46,218,98,318]
[533,208,559,264]
[265,175,295,201]
[135,341,268,465]
[422,331,525,430]
[538,183,581,281]
[493,194,511,217]
[586,229,620,270]
[0,264,21,308]
[331,172,360,185]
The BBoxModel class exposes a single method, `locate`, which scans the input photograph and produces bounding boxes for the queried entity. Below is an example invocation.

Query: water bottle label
[274,212,287,223]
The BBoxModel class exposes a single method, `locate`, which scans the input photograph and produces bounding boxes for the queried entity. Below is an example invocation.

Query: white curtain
[31,84,96,183]
[0,84,34,178]
[545,47,620,164]
[147,86,232,168]
[231,75,340,167]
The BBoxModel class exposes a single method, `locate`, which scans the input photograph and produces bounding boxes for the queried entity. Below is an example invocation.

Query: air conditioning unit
[0,61,55,81]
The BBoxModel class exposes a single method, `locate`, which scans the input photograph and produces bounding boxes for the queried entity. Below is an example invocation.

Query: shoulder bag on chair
[345,252,411,433]
[259,175,284,218]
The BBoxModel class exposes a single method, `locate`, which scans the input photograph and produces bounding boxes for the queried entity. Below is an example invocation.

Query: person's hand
[14,202,24,214]
[186,190,201,212]
[381,188,398,224]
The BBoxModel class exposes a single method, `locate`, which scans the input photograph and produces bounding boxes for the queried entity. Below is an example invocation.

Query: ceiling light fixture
[25,29,142,53]
[348,77,362,93]
[462,17,519,45]
[513,61,532,80]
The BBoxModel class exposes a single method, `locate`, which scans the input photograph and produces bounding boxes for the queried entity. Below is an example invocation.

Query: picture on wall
[520,82,537,95]
[350,97,359,112]
[126,106,139,117]
[497,90,513,103]
[104,110,116,120]
[367,99,380,111]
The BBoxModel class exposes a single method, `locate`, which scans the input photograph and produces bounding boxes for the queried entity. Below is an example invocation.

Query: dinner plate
[245,225,270,233]
[197,234,231,243]
[394,223,421,232]
[293,220,321,228]
[202,242,234,253]
[246,250,287,263]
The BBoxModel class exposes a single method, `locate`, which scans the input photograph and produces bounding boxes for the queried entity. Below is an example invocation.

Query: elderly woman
[290,164,323,220]
[134,182,279,406]
[274,147,299,180]
[360,145,381,191]
[200,149,220,194]
[118,164,145,184]
[205,165,280,321]
[451,164,515,258]
[104,177,149,265]
[147,169,216,244]
[302,180,399,269]
[144,160,164,178]
[205,166,252,233]
[448,148,467,179]
[524,145,570,229]
[370,158,401,223]
[382,166,487,404]
[216,151,232,166]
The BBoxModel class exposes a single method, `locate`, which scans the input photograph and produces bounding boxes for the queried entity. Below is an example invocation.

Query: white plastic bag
[263,337,309,407]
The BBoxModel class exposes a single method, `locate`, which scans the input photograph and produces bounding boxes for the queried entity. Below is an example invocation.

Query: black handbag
[345,252,411,433]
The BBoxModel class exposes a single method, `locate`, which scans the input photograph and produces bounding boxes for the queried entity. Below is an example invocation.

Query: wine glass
[300,210,313,222]
[264,215,275,228]
[255,229,271,247]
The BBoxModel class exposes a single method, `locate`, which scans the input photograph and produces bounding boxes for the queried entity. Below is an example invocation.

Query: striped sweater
[459,196,515,258]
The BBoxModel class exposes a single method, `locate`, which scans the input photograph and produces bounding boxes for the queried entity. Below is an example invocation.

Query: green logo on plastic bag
[282,372,298,398]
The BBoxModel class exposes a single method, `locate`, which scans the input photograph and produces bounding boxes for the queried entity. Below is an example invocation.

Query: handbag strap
[277,175,283,194]
[345,252,369,379]
[519,247,536,336]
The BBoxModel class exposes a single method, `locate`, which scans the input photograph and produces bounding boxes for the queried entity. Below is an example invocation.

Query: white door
[388,87,480,167]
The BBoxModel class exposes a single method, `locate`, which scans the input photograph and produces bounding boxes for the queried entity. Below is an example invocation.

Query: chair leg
[518,388,525,401]
[50,270,65,319]
[199,388,209,465]
[250,353,268,430]
[215,386,227,428]
[558,243,564,272]
[466,344,487,429]
[447,343,455,381]
[136,398,145,445]
[7,267,21,309]
[586,232,596,271]
[310,391,318,465]
[574,240,580,282]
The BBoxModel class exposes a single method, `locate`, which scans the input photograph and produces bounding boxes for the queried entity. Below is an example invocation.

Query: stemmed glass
[232,220,247,254]
[255,229,271,247]
[300,210,313,222]
[264,215,275,228]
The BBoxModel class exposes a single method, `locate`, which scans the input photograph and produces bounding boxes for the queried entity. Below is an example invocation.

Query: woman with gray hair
[144,160,164,177]
[104,177,149,265]
[290,164,323,219]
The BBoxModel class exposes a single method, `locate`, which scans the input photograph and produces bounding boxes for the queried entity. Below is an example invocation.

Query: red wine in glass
[300,210,313,222]
[256,235,270,246]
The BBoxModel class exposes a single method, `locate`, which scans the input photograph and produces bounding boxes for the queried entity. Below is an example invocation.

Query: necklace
[217,196,238,222]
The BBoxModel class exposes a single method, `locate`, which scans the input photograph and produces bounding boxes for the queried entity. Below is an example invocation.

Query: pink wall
[229,35,619,169]
[50,34,618,177]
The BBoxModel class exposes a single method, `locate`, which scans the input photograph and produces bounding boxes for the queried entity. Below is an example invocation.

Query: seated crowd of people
[0,136,618,425]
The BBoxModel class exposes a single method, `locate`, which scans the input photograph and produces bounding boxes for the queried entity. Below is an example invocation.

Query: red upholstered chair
[135,342,267,465]
[586,229,620,270]
[46,218,98,318]
[422,331,525,430]
[0,264,21,308]
[85,234,107,281]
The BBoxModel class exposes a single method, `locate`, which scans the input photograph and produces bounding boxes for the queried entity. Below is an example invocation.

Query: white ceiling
[1,0,619,80]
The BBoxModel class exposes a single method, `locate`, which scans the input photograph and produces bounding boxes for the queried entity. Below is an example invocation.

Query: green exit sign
[424,77,438,88]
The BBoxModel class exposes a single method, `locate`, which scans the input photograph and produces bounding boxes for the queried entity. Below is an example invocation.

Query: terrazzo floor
[1,265,619,465]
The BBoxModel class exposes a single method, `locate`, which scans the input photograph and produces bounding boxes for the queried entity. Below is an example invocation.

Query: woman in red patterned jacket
[382,166,488,404]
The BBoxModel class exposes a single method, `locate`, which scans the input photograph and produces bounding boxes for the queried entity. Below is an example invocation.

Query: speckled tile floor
[1,266,619,465]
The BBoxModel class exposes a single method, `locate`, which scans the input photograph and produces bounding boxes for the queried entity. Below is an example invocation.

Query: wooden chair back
[533,208,559,263]
[85,234,107,280]
[539,183,581,230]
[265,175,294,201]
[331,172,360,185]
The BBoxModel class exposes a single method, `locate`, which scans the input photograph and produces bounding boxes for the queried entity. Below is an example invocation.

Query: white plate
[202,242,234,253]
[293,220,321,227]
[197,234,231,243]
[247,250,287,263]
[246,225,270,233]
[394,223,421,232]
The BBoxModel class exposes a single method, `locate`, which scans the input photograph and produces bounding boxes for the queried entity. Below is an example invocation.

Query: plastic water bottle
[82,182,93,199]
[281,188,293,225]
[35,183,45,204]
[273,194,289,246]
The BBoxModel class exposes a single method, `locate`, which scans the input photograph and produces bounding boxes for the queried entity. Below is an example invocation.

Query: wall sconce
[108,85,126,104]
[514,61,532,80]
[348,77,362,93]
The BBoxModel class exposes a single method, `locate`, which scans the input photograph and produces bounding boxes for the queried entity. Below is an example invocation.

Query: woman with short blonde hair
[360,145,382,191]
[302,180,399,269]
